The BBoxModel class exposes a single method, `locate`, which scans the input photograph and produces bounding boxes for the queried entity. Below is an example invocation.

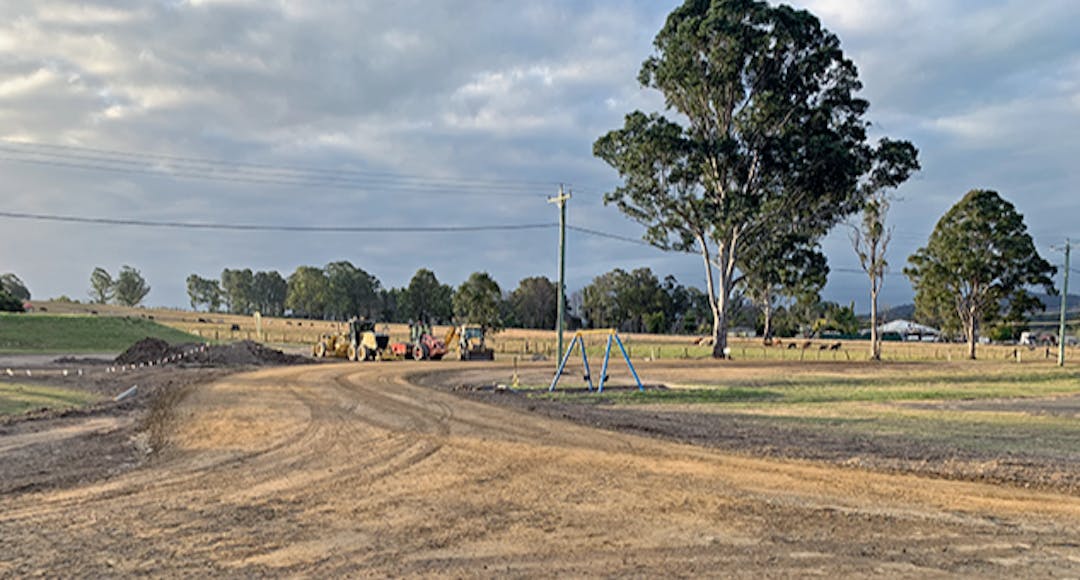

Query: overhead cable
[0,140,561,197]
[0,210,556,233]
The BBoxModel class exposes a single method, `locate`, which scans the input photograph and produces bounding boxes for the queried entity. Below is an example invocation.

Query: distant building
[865,319,941,342]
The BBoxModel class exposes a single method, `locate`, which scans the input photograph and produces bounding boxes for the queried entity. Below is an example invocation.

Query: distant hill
[1033,292,1080,314]
[861,292,1080,324]
[870,304,915,321]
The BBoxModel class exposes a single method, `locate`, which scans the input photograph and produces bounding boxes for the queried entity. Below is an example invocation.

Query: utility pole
[1056,239,1072,367]
[548,186,571,360]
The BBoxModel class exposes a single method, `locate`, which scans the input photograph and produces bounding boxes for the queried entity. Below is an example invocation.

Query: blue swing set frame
[548,329,644,393]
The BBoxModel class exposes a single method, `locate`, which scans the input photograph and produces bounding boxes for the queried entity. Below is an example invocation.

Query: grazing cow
[802,341,813,350]
[787,343,798,350]
[829,342,842,351]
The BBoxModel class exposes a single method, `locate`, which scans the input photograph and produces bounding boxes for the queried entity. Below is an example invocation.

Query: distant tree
[186,274,223,312]
[581,270,625,330]
[1,273,30,301]
[452,272,504,332]
[580,268,669,333]
[221,268,255,315]
[812,301,860,336]
[114,266,151,307]
[676,286,713,334]
[595,0,883,357]
[850,139,921,360]
[510,276,558,330]
[252,271,287,316]
[401,269,453,324]
[285,266,330,319]
[904,190,1056,359]
[324,261,381,320]
[740,235,828,343]
[0,288,23,312]
[378,287,403,323]
[88,267,114,304]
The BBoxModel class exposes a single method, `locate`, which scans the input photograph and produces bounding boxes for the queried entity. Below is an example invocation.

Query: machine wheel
[314,341,327,358]
[413,344,428,361]
[360,345,372,361]
[347,344,358,361]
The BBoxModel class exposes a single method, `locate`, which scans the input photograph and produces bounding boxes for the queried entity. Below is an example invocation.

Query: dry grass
[31,300,1077,363]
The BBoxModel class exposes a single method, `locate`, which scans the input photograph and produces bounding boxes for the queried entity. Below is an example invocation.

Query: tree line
[185,264,556,332]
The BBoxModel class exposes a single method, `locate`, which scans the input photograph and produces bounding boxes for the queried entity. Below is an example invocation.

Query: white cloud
[0,0,1077,307]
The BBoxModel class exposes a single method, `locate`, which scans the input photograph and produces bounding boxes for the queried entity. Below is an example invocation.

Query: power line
[0,141,559,197]
[566,224,657,248]
[0,210,556,233]
[1,139,557,188]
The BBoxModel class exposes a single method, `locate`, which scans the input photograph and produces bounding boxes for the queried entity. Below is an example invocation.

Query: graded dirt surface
[436,360,1080,495]
[3,362,1080,576]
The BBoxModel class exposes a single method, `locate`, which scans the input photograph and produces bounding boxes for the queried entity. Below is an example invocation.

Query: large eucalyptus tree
[595,0,902,357]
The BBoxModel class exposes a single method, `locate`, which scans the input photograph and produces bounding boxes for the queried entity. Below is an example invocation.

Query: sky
[1,0,1079,312]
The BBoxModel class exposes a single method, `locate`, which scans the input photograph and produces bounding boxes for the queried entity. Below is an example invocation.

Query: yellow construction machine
[312,319,390,361]
[445,324,495,361]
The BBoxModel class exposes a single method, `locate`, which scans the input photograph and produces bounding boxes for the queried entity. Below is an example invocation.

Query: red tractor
[409,320,448,361]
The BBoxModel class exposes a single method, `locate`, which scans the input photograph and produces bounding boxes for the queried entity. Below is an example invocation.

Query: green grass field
[0,314,202,353]
[530,362,1080,460]
[536,367,1080,405]
[0,382,100,415]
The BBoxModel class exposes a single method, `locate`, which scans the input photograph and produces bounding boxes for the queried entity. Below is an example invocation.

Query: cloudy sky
[1,0,1078,312]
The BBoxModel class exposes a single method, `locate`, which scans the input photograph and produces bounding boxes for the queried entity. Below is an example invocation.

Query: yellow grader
[312,319,390,361]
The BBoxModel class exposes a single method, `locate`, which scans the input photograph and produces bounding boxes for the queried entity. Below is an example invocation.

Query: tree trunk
[710,303,725,357]
[697,234,730,360]
[761,287,773,344]
[869,286,880,361]
[711,246,736,359]
[966,316,978,360]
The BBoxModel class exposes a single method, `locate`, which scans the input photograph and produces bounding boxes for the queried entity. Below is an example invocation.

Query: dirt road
[2,363,1079,577]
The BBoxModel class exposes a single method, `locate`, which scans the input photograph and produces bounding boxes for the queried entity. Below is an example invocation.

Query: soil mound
[182,340,310,366]
[115,338,309,367]
[115,338,184,365]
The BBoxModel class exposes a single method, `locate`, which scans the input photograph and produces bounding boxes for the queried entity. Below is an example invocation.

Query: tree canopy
[325,261,381,320]
[186,274,223,312]
[402,269,453,324]
[89,267,114,304]
[452,272,504,332]
[904,189,1055,359]
[114,266,151,307]
[221,268,255,315]
[252,271,288,317]
[595,0,899,357]
[285,266,329,319]
[0,287,23,312]
[509,276,558,330]
[0,273,30,302]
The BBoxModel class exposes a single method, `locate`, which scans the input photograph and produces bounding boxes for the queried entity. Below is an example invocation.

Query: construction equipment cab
[349,318,389,361]
[409,320,448,360]
[457,325,494,361]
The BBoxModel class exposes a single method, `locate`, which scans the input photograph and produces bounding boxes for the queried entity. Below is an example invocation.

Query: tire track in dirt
[1,362,1079,577]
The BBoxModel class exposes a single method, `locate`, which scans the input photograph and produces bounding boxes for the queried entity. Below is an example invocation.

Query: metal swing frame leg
[579,338,594,392]
[549,334,582,392]
[597,333,614,393]
[614,334,644,391]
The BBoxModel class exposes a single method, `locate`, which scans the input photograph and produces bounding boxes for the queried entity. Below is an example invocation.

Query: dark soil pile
[115,338,310,367]
[115,338,187,365]
[181,340,311,366]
